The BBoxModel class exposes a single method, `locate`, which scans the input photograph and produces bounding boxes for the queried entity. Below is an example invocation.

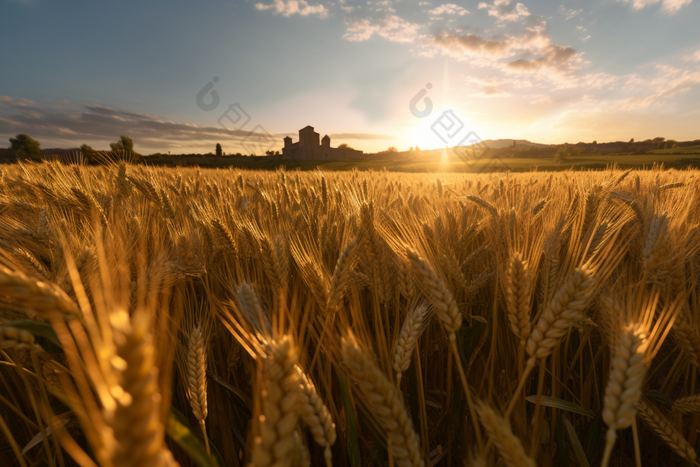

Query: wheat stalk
[250,336,300,467]
[525,265,594,362]
[0,265,80,319]
[342,336,424,467]
[393,304,430,385]
[636,400,697,462]
[187,325,209,454]
[295,366,336,467]
[476,403,536,467]
[672,394,700,414]
[406,248,461,334]
[505,253,532,346]
[0,325,43,352]
[327,240,357,311]
[601,324,647,467]
[111,313,179,467]
[672,319,700,367]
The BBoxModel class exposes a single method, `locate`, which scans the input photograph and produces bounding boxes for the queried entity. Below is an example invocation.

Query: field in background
[143,149,700,172]
[1,163,700,467]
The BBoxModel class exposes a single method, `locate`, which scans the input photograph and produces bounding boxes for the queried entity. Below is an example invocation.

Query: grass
[0,162,698,467]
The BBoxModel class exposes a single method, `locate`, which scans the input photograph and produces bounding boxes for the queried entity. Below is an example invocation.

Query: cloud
[433,32,510,56]
[661,0,693,12]
[431,19,582,77]
[0,96,37,107]
[559,5,583,21]
[618,0,694,14]
[478,0,530,22]
[684,49,700,62]
[343,15,421,43]
[621,69,700,108]
[254,0,328,18]
[428,4,469,16]
[506,44,577,72]
[0,100,283,152]
[463,76,512,97]
[529,94,558,104]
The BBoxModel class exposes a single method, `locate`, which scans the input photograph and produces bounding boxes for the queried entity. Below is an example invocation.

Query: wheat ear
[505,266,595,419]
[296,366,336,467]
[327,240,357,312]
[406,247,482,449]
[476,403,536,467]
[393,304,430,385]
[237,282,271,335]
[406,248,461,333]
[601,324,647,467]
[250,336,300,467]
[112,313,179,467]
[0,265,80,319]
[672,320,700,367]
[672,394,700,414]
[505,253,532,346]
[525,266,594,363]
[187,325,209,454]
[342,336,424,467]
[0,326,43,352]
[636,400,697,462]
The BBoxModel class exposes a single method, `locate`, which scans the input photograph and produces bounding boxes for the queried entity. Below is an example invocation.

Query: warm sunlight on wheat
[0,162,699,467]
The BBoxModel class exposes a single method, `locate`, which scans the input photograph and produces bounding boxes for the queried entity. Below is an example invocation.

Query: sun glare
[404,107,477,152]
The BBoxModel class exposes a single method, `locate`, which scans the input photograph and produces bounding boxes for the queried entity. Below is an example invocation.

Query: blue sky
[1,0,699,154]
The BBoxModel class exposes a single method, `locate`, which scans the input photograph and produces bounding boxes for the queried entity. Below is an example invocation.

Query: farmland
[0,162,699,467]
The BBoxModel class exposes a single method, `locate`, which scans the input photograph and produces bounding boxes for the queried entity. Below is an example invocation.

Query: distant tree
[387,146,398,153]
[110,135,134,153]
[265,150,275,156]
[415,146,421,151]
[409,146,414,151]
[10,134,41,161]
[80,144,98,163]
[338,143,350,149]
[629,138,635,143]
[216,143,222,156]
[554,144,571,164]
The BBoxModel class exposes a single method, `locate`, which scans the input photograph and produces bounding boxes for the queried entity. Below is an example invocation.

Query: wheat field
[0,162,699,467]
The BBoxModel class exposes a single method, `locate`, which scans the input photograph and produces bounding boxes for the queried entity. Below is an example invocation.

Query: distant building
[282,125,365,160]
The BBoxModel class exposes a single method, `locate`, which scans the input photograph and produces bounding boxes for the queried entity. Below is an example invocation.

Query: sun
[402,107,476,151]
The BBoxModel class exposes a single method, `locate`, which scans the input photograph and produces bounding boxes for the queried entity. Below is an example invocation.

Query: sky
[0,0,699,154]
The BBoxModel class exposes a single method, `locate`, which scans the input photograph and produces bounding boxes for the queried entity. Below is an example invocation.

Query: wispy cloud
[558,6,583,20]
[343,14,421,43]
[506,44,578,73]
[661,0,693,12]
[254,0,328,18]
[463,76,512,97]
[618,0,694,14]
[684,49,700,61]
[428,4,469,16]
[478,0,530,22]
